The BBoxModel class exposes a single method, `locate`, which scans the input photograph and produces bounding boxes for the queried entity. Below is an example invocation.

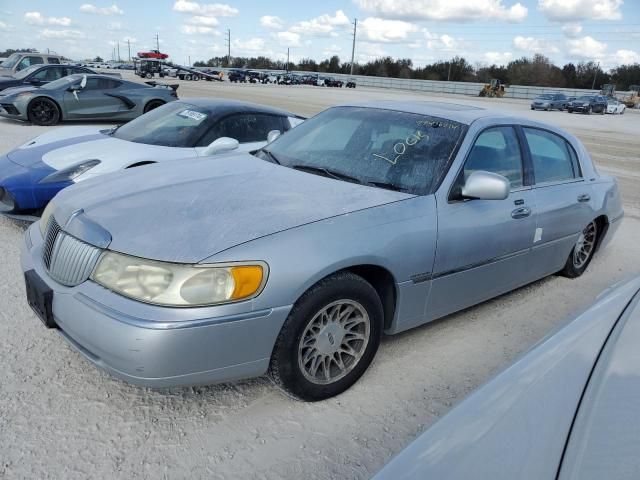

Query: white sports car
[606,99,626,114]
[0,98,304,213]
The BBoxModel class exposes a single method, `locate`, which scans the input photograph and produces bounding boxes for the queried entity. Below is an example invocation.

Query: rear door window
[17,56,44,71]
[524,128,580,184]
[47,57,60,64]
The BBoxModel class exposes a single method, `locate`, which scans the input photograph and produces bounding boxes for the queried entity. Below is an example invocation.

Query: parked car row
[226,69,356,88]
[530,93,626,115]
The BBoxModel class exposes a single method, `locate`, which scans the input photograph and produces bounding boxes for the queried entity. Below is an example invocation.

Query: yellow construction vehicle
[622,85,640,109]
[479,79,506,98]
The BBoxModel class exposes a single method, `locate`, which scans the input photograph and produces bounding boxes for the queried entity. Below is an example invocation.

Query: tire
[600,107,605,115]
[193,75,199,81]
[27,97,61,126]
[560,221,598,278]
[145,73,153,79]
[185,74,192,81]
[269,272,383,401]
[143,100,165,113]
[568,108,573,113]
[586,106,592,115]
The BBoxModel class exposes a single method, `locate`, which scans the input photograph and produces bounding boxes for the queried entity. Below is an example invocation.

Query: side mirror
[67,84,82,92]
[267,130,281,143]
[202,136,239,155]
[29,78,41,85]
[461,171,510,200]
[80,74,87,89]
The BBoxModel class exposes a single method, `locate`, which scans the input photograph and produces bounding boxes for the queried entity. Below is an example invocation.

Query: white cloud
[614,49,640,65]
[566,36,607,59]
[359,17,418,43]
[354,0,527,22]
[322,44,343,56]
[172,0,238,17]
[423,30,464,50]
[233,37,266,51]
[483,51,513,64]
[538,0,622,21]
[0,20,10,31]
[181,24,217,35]
[289,10,350,37]
[40,29,85,39]
[275,31,301,47]
[562,23,582,37]
[79,4,124,15]
[24,11,72,26]
[260,15,284,30]
[513,35,559,53]
[187,15,219,26]
[107,21,122,31]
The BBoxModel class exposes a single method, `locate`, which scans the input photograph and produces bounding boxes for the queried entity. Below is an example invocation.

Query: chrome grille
[42,217,102,286]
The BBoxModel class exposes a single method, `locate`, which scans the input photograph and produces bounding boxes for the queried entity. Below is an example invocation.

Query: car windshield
[258,106,466,195]
[13,65,41,80]
[576,96,594,101]
[41,76,79,90]
[112,102,212,147]
[537,94,553,100]
[607,99,618,105]
[1,53,21,69]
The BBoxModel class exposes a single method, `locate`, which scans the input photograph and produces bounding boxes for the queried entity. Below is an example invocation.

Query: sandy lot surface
[1,73,639,479]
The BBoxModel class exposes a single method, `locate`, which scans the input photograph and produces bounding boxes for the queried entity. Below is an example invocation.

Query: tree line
[194,53,640,90]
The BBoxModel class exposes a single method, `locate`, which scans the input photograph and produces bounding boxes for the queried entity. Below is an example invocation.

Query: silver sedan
[374,275,640,479]
[21,101,623,401]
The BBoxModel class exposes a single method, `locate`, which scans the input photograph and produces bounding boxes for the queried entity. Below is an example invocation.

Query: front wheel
[560,221,598,278]
[27,97,61,126]
[586,106,592,115]
[269,272,383,401]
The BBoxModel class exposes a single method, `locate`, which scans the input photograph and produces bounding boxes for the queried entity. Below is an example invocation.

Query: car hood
[8,127,194,170]
[7,126,110,167]
[53,153,413,263]
[0,85,38,97]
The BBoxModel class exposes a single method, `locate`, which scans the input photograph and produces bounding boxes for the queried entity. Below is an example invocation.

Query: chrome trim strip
[74,292,276,330]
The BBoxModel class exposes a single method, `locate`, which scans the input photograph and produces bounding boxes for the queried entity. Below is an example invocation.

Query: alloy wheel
[573,221,597,269]
[297,299,370,385]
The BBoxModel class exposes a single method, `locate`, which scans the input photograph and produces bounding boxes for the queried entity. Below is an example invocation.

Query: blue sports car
[0,99,304,214]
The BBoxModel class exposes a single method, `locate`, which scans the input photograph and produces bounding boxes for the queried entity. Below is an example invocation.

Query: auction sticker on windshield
[178,110,207,122]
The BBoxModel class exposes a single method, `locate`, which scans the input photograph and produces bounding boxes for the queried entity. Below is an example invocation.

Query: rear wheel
[143,100,164,113]
[27,97,60,126]
[560,221,598,278]
[145,72,153,79]
[185,74,192,81]
[269,272,383,401]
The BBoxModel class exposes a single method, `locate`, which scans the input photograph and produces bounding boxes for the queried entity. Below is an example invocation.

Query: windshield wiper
[292,165,363,184]
[109,124,123,135]
[261,148,281,165]
[365,180,411,193]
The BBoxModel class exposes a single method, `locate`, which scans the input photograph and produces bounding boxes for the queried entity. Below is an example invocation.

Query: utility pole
[591,61,600,90]
[350,18,357,75]
[447,61,451,81]
[188,55,191,67]
[225,29,231,66]
[286,47,290,73]
[127,39,131,61]
[117,41,120,62]
[155,33,160,51]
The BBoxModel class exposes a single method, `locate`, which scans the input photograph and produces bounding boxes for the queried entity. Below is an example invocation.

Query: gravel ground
[1,74,639,479]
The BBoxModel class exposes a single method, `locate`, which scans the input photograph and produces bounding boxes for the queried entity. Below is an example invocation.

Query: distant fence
[203,67,633,101]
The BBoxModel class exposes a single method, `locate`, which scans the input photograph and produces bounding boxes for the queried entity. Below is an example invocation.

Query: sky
[0,0,638,69]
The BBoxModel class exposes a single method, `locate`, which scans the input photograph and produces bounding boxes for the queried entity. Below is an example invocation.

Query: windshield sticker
[178,109,207,122]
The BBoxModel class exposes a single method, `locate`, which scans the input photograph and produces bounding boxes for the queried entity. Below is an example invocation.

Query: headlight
[91,251,267,306]
[583,103,590,107]
[39,200,56,236]
[39,159,100,184]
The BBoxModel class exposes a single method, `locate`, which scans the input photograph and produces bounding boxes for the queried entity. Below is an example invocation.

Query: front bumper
[0,154,70,212]
[0,102,26,120]
[569,105,591,112]
[20,224,292,388]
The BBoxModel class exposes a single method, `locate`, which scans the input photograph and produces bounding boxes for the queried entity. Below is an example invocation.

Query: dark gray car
[0,74,178,125]
[530,93,567,111]
[374,275,640,480]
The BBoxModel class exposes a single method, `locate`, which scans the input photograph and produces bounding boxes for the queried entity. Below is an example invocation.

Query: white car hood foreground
[9,126,195,174]
[52,153,413,263]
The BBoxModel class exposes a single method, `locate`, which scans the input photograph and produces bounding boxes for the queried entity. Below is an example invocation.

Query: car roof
[174,98,299,117]
[338,100,494,125]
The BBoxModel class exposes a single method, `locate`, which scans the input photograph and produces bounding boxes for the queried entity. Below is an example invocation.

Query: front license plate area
[24,270,56,328]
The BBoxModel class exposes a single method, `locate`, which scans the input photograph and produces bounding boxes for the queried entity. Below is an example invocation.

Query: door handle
[577,194,591,203]
[511,206,531,219]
